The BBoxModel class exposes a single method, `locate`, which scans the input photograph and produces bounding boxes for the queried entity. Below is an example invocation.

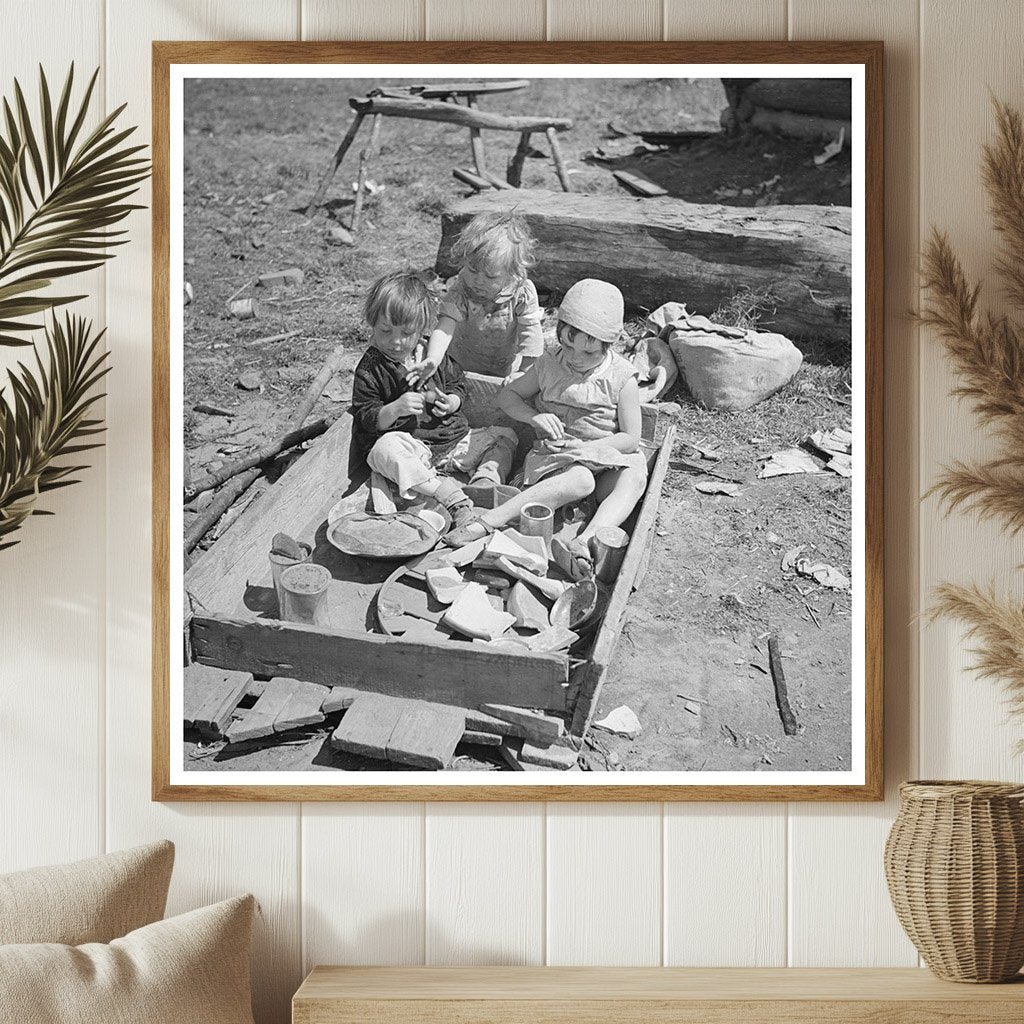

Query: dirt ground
[182,76,853,774]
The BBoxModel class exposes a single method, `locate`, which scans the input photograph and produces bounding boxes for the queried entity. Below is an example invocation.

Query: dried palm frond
[928,460,1024,534]
[931,583,1024,719]
[982,98,1024,309]
[0,313,109,550]
[0,64,149,347]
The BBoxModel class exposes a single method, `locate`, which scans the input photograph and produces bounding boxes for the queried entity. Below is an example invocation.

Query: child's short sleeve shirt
[439,273,544,378]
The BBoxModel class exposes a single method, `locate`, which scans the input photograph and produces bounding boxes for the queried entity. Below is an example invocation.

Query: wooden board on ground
[191,612,569,711]
[437,191,851,343]
[273,676,327,732]
[225,675,297,743]
[183,664,252,739]
[569,426,676,737]
[612,170,668,197]
[481,704,565,745]
[331,694,466,769]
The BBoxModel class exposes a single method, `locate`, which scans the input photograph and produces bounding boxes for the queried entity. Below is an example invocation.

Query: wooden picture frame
[154,40,883,801]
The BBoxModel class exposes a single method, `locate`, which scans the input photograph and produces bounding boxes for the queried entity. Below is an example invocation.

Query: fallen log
[185,344,346,553]
[438,191,851,344]
[349,96,572,134]
[749,108,851,146]
[184,418,329,500]
[744,78,852,120]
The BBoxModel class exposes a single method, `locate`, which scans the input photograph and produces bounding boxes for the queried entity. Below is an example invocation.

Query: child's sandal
[552,535,595,581]
[443,516,495,548]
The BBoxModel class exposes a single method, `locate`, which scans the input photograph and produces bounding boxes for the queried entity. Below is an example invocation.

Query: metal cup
[519,502,554,548]
[279,562,331,626]
[591,526,629,584]
[270,542,312,616]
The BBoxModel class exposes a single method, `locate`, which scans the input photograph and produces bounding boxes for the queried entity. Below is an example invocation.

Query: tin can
[591,526,629,584]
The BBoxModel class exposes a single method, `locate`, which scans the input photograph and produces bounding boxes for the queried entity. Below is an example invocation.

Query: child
[350,271,518,527]
[444,279,648,578]
[407,212,544,427]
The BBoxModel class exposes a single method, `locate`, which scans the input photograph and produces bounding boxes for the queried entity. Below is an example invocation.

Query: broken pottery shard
[479,530,547,575]
[495,557,567,602]
[593,704,642,740]
[758,448,822,479]
[781,545,805,572]
[794,557,850,591]
[826,453,852,478]
[442,582,516,641]
[271,532,305,561]
[520,626,578,653]
[425,566,466,605]
[447,535,489,567]
[809,427,853,457]
[694,480,741,496]
[507,581,551,632]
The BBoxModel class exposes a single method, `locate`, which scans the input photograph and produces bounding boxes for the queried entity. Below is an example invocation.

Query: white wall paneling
[786,0,921,968]
[3,4,1021,1023]
[917,0,1024,780]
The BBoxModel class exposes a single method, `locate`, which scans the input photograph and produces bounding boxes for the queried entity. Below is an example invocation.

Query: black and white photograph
[163,52,878,796]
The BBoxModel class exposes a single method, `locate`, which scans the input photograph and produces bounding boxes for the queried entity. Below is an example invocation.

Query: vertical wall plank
[664,0,787,39]
[425,804,545,964]
[302,0,425,39]
[0,0,106,875]
[103,4,302,1023]
[664,805,786,965]
[655,0,789,971]
[303,806,426,968]
[547,0,662,40]
[547,804,662,965]
[918,0,1024,778]
[426,0,545,41]
[787,0,920,967]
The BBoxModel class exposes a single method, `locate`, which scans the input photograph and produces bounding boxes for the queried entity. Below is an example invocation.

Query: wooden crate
[184,411,675,737]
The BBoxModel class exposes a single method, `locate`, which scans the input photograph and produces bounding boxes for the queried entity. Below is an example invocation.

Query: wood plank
[293,965,1024,1022]
[191,613,569,711]
[547,806,661,964]
[184,414,357,613]
[547,0,661,41]
[331,695,404,762]
[437,192,851,342]
[479,704,564,744]
[321,686,363,714]
[424,804,545,965]
[273,677,327,732]
[387,703,465,769]
[570,425,675,736]
[225,676,298,743]
[184,664,253,739]
[293,965,1024,1002]
[612,170,669,197]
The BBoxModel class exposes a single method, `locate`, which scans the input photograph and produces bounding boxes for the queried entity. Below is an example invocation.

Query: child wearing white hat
[444,278,648,579]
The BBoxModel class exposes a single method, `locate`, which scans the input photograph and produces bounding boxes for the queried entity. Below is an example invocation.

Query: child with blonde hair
[350,271,518,527]
[444,279,648,579]
[407,211,544,428]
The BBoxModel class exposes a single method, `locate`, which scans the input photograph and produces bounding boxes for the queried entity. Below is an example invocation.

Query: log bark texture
[437,191,852,344]
[349,96,571,133]
[744,78,852,119]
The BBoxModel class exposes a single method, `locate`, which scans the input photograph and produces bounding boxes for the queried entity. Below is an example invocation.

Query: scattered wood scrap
[612,170,668,197]
[183,665,254,741]
[768,635,799,736]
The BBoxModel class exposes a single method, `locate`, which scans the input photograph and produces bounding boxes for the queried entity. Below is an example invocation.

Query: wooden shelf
[293,966,1024,1023]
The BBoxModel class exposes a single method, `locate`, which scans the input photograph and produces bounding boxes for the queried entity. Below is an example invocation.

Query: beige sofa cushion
[0,894,256,1024]
[0,840,174,945]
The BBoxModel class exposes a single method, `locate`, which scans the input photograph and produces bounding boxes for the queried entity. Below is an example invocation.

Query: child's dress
[439,272,544,428]
[521,347,649,486]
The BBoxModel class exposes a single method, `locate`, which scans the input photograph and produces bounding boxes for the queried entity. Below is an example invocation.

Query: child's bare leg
[467,429,517,486]
[444,465,595,545]
[577,463,648,543]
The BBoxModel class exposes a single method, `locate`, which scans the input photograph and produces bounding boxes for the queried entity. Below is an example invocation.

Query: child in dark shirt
[350,271,517,526]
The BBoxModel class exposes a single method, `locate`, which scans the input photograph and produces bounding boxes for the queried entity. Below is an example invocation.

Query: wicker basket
[884,780,1024,982]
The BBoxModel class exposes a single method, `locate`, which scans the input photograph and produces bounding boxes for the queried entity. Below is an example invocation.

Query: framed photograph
[154,41,882,801]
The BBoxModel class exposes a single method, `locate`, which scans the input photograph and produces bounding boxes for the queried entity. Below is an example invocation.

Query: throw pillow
[0,839,174,945]
[0,893,256,1024]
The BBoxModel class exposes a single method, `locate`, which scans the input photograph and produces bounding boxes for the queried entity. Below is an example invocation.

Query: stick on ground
[768,634,799,736]
[184,345,346,553]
